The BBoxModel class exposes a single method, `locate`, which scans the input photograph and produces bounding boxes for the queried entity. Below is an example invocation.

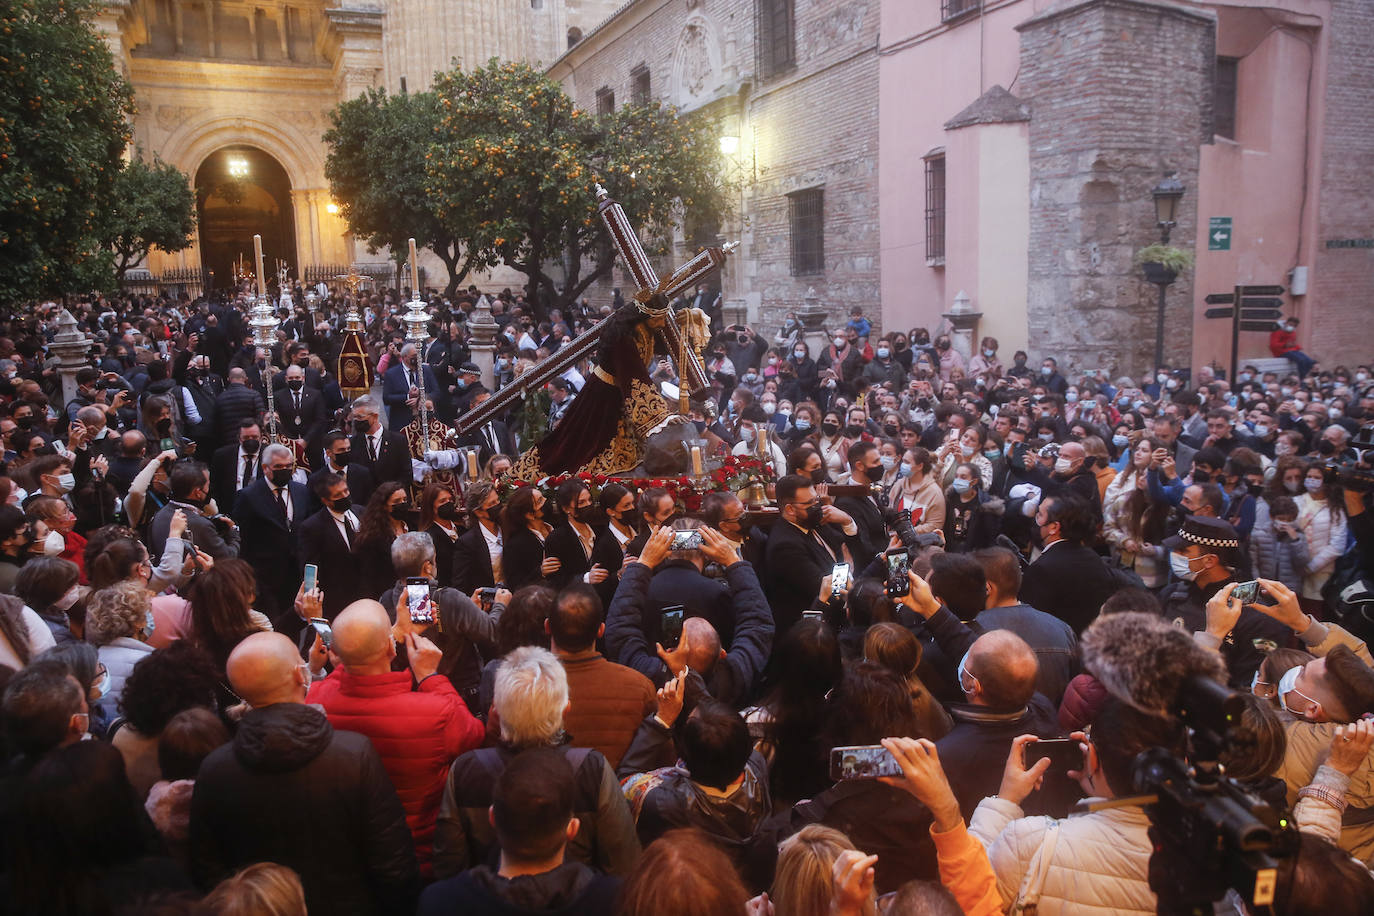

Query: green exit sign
[1209,217,1232,251]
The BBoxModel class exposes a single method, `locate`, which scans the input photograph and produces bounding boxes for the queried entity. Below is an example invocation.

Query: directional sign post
[1205,285,1286,381]
[1204,307,1234,319]
[1209,217,1233,251]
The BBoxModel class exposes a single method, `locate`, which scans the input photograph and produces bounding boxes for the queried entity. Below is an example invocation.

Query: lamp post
[1149,173,1185,370]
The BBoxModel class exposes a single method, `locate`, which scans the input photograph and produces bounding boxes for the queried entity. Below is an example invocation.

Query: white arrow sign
[1213,231,1227,242]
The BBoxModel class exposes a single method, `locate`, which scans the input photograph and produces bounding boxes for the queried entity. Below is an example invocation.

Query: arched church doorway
[195,146,297,291]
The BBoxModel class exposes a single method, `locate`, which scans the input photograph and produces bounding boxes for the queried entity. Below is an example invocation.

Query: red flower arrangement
[496,454,776,514]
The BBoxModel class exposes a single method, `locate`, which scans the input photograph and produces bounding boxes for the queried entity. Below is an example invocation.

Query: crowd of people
[0,285,1373,916]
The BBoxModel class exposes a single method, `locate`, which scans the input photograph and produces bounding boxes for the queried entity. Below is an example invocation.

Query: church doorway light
[195,145,298,291]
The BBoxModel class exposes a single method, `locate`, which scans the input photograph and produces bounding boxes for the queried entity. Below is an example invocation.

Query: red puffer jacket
[309,669,483,876]
[1058,672,1110,733]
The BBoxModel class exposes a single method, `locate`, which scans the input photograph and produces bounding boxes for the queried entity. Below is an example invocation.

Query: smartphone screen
[308,617,333,650]
[1231,580,1260,605]
[405,577,434,625]
[830,563,851,597]
[1025,738,1086,772]
[303,564,318,594]
[830,745,903,781]
[670,530,702,551]
[885,549,910,599]
[160,437,177,454]
[661,605,685,650]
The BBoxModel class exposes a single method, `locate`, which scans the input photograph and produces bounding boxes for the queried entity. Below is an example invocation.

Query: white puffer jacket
[1296,494,1348,599]
[969,796,1155,916]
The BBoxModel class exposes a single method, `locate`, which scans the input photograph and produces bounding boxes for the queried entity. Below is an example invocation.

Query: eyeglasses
[791,499,821,509]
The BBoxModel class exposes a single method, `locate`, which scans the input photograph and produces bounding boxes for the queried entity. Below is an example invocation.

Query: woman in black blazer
[500,486,555,591]
[354,482,413,599]
[419,482,462,589]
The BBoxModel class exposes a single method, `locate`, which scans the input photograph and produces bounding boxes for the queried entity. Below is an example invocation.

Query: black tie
[294,391,301,411]
[275,486,289,524]
[241,455,253,489]
[368,436,377,462]
[343,515,355,547]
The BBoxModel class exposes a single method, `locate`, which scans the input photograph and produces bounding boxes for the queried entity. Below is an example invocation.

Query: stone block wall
[1310,0,1374,368]
[1017,0,1215,376]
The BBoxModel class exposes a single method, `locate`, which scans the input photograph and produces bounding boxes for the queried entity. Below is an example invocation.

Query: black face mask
[1193,470,1212,484]
[1247,482,1263,497]
[155,418,172,436]
[802,503,825,529]
[331,495,351,513]
[242,438,260,454]
[884,424,899,436]
[330,452,349,469]
[389,501,414,521]
[269,467,293,487]
[822,422,841,437]
[436,502,459,521]
[352,418,372,435]
[845,424,864,438]
[1317,439,1336,456]
[287,379,304,391]
[809,468,827,486]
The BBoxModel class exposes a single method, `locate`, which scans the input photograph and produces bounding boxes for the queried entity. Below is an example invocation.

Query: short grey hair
[391,531,435,578]
[494,646,568,748]
[1325,424,1350,443]
[352,394,381,416]
[260,443,293,466]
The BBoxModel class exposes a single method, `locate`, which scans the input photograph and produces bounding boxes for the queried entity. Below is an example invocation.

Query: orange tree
[426,60,728,315]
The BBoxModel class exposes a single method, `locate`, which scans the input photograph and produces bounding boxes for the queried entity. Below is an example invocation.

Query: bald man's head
[227,367,248,385]
[965,630,1038,710]
[332,599,395,671]
[683,616,725,675]
[226,632,309,708]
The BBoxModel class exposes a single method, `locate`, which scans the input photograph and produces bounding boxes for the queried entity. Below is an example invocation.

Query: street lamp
[1148,172,1186,369]
[718,135,740,156]
[1152,172,1185,243]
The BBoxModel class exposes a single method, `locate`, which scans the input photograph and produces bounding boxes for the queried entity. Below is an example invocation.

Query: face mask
[1112,434,1129,449]
[270,467,293,487]
[809,469,827,486]
[1357,372,1369,382]
[960,444,975,457]
[1167,379,1180,390]
[1169,552,1202,582]
[794,350,806,360]
[1040,367,1053,377]
[822,422,840,437]
[936,340,950,351]
[762,402,776,415]
[1013,356,1026,367]
[743,372,757,383]
[876,348,890,359]
[1156,373,1169,384]
[767,357,778,367]
[1117,396,1130,407]
[1054,457,1074,475]
[390,501,413,520]
[1132,398,1145,410]
[1065,392,1078,404]
[43,530,64,556]
[1277,665,1320,719]
[155,418,172,436]
[984,349,995,358]
[951,477,972,494]
[352,418,371,435]
[1280,387,1294,397]
[91,670,111,700]
[794,417,810,432]
[984,449,1001,461]
[803,503,825,529]
[143,609,157,638]
[287,378,304,391]
[1304,477,1323,493]
[740,425,756,442]
[1330,409,1344,420]
[779,407,792,418]
[55,473,75,493]
[898,462,912,479]
[879,455,896,471]
[833,337,846,349]
[331,495,351,513]
[845,424,864,437]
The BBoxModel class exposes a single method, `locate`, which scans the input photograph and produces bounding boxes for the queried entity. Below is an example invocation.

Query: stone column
[722,298,748,329]
[49,310,91,408]
[796,287,830,358]
[466,297,500,391]
[942,290,982,365]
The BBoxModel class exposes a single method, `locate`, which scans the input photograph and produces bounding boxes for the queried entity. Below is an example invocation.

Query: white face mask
[762,402,776,415]
[43,529,65,556]
[1277,665,1320,719]
[55,473,76,494]
[879,455,896,471]
[1053,457,1074,475]
[833,337,846,349]
[1065,392,1078,403]
[740,425,756,443]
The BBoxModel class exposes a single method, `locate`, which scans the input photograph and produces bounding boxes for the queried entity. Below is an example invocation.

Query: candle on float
[467,449,479,480]
[408,237,420,294]
[691,445,703,477]
[252,234,266,299]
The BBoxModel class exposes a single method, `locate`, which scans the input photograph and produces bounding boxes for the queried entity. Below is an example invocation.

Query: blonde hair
[84,580,151,646]
[199,862,307,916]
[494,646,568,747]
[772,825,876,916]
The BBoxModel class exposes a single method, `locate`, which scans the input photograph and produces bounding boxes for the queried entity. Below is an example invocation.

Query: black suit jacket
[452,524,498,594]
[277,387,327,453]
[305,462,375,517]
[211,444,264,517]
[834,490,886,570]
[231,478,310,619]
[543,522,622,606]
[459,420,516,467]
[764,520,845,637]
[349,430,411,500]
[298,504,363,619]
[501,527,546,592]
[1019,541,1138,634]
[426,522,462,589]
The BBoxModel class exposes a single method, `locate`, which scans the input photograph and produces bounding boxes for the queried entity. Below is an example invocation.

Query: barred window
[924,153,946,264]
[942,0,980,23]
[596,87,615,117]
[630,65,651,107]
[788,188,824,276]
[757,0,795,80]
[1214,57,1238,139]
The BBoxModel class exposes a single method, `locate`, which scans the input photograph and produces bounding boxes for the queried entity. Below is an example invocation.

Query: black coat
[459,420,517,467]
[276,386,328,454]
[230,478,310,621]
[210,443,264,517]
[426,522,461,589]
[189,703,418,916]
[834,489,886,570]
[763,520,847,638]
[645,561,737,646]
[1019,541,1140,634]
[349,430,411,500]
[298,504,363,620]
[452,524,498,593]
[543,522,622,606]
[501,527,547,591]
[212,384,264,445]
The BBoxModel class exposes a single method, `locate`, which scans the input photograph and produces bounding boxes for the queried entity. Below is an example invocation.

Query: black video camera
[1132,676,1298,914]
[881,502,943,553]
[1321,425,1374,493]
